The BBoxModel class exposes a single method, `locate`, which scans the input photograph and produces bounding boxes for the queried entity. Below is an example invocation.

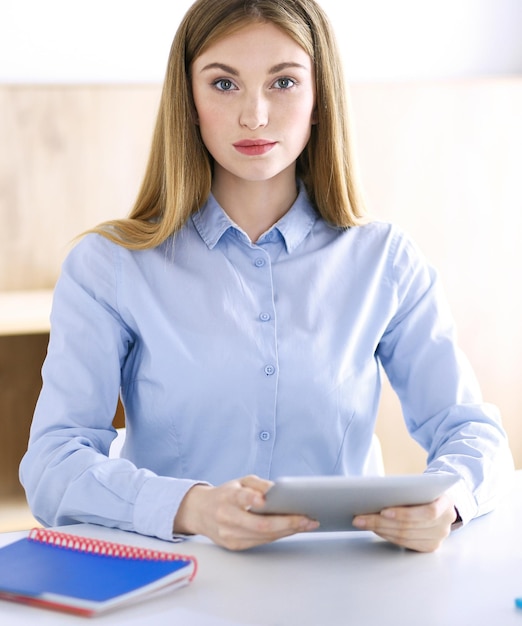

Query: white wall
[1,0,521,83]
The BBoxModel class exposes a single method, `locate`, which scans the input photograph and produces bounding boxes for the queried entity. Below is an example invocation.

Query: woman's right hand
[173,474,319,550]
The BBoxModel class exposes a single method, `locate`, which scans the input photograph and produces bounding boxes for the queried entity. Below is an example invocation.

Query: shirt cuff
[444,478,478,527]
[133,476,204,541]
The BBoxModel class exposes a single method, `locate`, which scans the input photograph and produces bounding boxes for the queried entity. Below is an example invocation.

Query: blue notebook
[0,528,197,616]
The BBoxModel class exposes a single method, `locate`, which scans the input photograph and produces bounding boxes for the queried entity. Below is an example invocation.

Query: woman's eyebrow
[269,62,308,74]
[199,62,239,75]
[199,61,307,75]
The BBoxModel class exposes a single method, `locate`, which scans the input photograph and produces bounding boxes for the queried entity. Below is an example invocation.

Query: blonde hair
[92,0,366,249]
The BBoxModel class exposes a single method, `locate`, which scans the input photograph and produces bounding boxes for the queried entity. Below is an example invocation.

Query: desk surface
[1,472,521,626]
[0,289,53,336]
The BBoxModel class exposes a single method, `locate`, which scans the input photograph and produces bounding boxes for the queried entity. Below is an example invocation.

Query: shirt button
[254,258,265,267]
[259,431,271,441]
[259,312,271,322]
[264,365,275,376]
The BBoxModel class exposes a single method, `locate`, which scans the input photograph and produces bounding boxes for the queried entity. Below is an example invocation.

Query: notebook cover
[0,529,196,616]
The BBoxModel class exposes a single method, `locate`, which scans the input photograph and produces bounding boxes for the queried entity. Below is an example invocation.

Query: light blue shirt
[20,186,513,541]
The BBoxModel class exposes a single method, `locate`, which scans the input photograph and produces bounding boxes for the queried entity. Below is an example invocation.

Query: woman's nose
[239,94,268,130]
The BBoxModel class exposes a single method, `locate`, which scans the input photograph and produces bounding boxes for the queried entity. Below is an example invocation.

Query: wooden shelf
[0,289,53,336]
[0,496,40,532]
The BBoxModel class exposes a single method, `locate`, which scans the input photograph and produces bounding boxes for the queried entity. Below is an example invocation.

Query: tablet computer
[252,473,459,531]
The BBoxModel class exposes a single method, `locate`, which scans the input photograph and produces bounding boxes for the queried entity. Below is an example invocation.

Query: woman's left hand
[352,494,458,552]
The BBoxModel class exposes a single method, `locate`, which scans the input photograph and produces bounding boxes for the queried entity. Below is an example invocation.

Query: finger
[352,512,451,552]
[240,516,319,549]
[353,496,455,530]
[229,490,320,536]
[218,483,318,534]
[239,474,274,494]
[236,475,276,512]
[372,520,452,552]
[352,504,454,552]
[235,484,268,512]
[379,495,455,525]
[218,510,319,550]
[249,511,320,535]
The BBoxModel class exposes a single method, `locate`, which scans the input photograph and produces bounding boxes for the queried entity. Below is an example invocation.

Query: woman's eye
[273,77,295,89]
[213,79,236,91]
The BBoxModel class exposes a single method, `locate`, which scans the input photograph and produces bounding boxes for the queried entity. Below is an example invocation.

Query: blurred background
[0,0,521,528]
[2,0,521,83]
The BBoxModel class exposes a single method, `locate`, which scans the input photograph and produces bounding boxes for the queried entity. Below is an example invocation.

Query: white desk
[1,472,522,626]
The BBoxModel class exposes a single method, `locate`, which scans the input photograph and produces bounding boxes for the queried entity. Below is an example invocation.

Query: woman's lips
[233,140,277,156]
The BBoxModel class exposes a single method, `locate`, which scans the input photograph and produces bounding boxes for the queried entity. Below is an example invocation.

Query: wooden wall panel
[0,85,161,290]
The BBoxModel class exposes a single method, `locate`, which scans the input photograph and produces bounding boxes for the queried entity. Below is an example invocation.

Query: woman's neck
[211,170,298,242]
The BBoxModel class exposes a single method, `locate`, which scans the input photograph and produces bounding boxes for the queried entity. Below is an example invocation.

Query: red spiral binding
[28,528,197,580]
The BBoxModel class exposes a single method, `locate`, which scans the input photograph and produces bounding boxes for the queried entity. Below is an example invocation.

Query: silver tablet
[252,473,459,531]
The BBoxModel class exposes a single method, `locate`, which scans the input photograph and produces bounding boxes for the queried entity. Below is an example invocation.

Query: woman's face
[191,21,316,188]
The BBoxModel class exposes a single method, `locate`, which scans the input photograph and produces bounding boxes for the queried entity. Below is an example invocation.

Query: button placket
[250,247,278,476]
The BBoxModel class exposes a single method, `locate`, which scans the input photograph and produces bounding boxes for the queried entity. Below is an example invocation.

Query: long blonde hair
[92,0,366,249]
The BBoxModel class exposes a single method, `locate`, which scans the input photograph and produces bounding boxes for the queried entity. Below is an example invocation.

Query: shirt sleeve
[19,234,200,541]
[377,229,514,524]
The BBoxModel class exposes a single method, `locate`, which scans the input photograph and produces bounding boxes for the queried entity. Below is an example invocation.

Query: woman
[20,0,513,552]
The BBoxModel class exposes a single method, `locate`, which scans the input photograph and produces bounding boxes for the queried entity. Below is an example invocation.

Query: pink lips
[233,139,276,156]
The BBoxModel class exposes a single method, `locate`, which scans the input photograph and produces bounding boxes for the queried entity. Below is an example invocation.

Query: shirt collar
[192,182,318,254]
